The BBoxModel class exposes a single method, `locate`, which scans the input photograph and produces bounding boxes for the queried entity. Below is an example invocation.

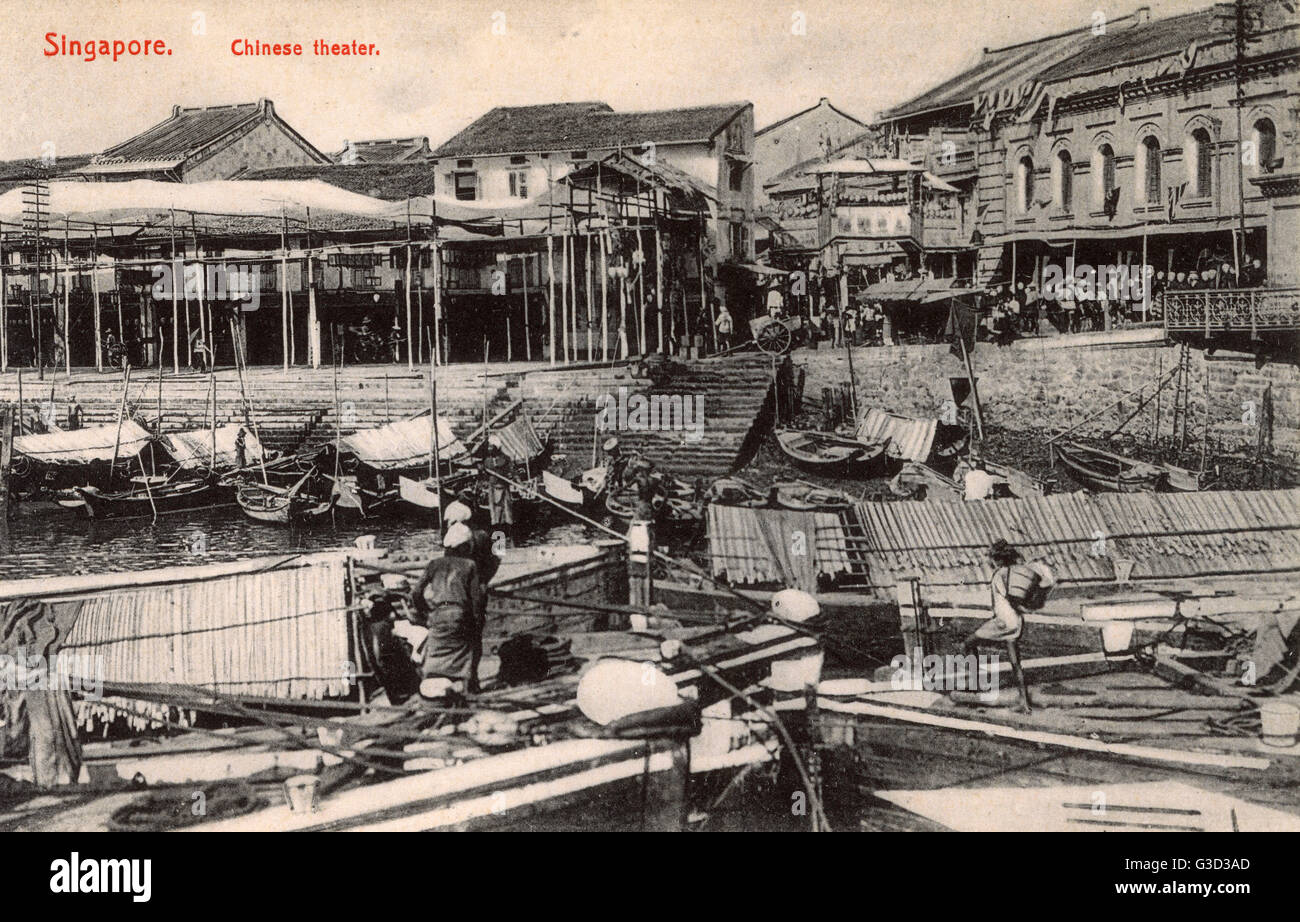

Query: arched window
[1055,149,1073,211]
[1141,136,1161,205]
[1254,118,1277,174]
[1191,128,1213,197]
[1017,156,1034,213]
[1095,143,1116,208]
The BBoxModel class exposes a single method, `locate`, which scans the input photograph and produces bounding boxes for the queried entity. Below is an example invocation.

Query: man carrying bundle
[961,540,1053,714]
[413,523,488,698]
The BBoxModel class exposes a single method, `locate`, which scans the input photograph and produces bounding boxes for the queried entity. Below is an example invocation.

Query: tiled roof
[335,137,433,163]
[433,101,749,158]
[90,99,327,168]
[879,10,1154,121]
[756,98,867,137]
[1038,8,1232,83]
[242,163,440,200]
[0,155,94,193]
[96,102,263,163]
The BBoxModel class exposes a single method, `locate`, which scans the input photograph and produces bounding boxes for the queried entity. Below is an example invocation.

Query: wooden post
[546,235,556,366]
[560,231,570,365]
[585,234,594,362]
[958,325,985,441]
[170,210,179,374]
[91,230,101,372]
[428,334,443,530]
[0,406,12,518]
[109,364,132,474]
[600,232,609,363]
[636,225,647,356]
[405,243,414,370]
[655,227,665,354]
[281,214,290,370]
[62,222,71,378]
[432,238,443,366]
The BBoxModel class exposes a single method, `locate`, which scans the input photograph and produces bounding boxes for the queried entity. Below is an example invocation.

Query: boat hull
[77,481,234,519]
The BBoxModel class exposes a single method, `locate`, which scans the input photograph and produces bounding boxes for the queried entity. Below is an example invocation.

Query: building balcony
[1162,287,1300,334]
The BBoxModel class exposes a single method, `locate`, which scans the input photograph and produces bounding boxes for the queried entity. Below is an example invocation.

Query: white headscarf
[444,500,473,524]
[443,522,473,549]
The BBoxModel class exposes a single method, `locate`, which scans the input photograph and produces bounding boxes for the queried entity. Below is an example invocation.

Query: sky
[0,0,1213,162]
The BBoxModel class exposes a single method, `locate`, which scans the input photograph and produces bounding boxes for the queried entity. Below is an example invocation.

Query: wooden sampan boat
[236,474,336,525]
[77,478,234,519]
[774,428,888,477]
[1052,441,1172,493]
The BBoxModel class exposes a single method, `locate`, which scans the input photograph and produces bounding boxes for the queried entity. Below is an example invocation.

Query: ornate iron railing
[1162,288,1300,334]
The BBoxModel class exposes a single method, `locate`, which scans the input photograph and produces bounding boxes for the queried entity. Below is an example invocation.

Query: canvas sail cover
[339,415,466,470]
[14,421,153,464]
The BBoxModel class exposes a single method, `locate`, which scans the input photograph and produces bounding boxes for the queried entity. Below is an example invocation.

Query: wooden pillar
[585,235,594,362]
[432,240,443,366]
[600,232,609,363]
[91,234,101,372]
[636,225,647,356]
[655,227,666,354]
[280,217,290,370]
[405,243,414,369]
[560,232,570,365]
[546,235,556,366]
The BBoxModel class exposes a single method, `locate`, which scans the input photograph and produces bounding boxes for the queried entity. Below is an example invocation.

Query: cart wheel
[757,322,792,355]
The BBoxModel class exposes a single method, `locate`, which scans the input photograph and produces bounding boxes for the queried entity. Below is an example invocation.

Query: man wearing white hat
[443,496,499,588]
[413,522,487,695]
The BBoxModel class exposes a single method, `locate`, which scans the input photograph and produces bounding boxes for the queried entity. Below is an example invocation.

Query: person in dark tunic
[412,523,486,696]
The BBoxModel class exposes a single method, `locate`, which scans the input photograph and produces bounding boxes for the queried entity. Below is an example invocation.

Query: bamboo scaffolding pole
[585,234,593,362]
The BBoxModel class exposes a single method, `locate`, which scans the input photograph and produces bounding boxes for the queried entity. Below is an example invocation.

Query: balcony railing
[1162,287,1300,335]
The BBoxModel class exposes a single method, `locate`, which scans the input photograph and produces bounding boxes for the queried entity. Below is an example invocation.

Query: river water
[0,504,600,581]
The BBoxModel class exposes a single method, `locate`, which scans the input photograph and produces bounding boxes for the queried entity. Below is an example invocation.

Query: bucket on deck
[1259,701,1300,747]
[283,774,320,814]
[1099,621,1135,655]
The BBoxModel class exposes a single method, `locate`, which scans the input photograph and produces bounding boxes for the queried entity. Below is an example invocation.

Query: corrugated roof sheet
[707,504,850,591]
[844,487,1300,593]
[14,421,153,464]
[339,415,466,470]
[857,408,938,462]
[433,101,748,158]
[163,425,265,472]
[489,417,544,464]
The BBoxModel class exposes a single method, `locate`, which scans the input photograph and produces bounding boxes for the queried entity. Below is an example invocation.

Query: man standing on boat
[962,540,1032,713]
[413,522,487,697]
[444,496,500,588]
